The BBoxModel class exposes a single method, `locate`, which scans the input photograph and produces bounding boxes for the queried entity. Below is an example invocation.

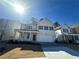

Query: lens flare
[2,0,30,15]
[14,4,25,14]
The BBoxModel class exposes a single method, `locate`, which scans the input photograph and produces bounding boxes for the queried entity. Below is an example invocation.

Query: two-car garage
[37,34,56,42]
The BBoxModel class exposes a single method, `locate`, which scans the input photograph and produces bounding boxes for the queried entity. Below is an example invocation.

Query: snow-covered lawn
[43,46,79,59]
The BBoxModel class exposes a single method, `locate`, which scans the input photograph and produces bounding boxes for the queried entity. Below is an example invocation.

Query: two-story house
[0,19,21,41]
[55,24,79,43]
[71,24,79,34]
[14,18,56,42]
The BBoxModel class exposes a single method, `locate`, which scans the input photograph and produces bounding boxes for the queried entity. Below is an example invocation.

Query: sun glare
[14,4,25,14]
[2,0,30,15]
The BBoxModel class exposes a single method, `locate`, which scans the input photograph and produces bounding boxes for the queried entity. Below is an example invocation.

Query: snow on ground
[43,46,79,59]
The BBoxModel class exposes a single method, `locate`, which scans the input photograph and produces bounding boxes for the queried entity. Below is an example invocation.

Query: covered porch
[58,34,79,43]
[14,29,38,42]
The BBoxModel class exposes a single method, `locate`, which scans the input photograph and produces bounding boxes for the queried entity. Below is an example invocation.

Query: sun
[2,0,30,15]
[14,4,25,14]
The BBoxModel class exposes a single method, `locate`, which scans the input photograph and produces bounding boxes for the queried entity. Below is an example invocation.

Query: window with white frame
[63,29,69,33]
[44,26,48,30]
[49,27,53,30]
[39,26,43,30]
[28,26,32,30]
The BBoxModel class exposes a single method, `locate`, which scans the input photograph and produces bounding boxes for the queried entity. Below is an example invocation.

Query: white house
[72,23,79,33]
[55,24,71,42]
[55,24,79,43]
[0,19,21,41]
[14,18,56,42]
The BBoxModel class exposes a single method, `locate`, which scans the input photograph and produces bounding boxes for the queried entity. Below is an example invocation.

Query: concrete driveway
[41,43,79,59]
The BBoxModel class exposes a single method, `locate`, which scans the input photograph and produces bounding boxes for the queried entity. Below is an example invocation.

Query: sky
[0,0,79,25]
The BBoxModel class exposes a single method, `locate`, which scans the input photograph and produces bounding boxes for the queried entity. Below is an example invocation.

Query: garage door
[37,35,55,42]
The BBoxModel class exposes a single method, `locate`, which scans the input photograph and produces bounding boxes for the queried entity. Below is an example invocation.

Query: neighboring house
[0,19,21,41]
[55,24,71,42]
[71,24,79,34]
[15,18,56,42]
[55,24,79,43]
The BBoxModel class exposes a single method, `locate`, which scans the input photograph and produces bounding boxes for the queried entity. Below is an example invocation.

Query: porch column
[78,35,79,40]
[63,35,66,41]
[70,35,72,40]
[14,30,20,40]
[66,35,68,42]
[30,32,32,41]
[14,30,16,40]
[77,35,79,43]
[73,35,76,43]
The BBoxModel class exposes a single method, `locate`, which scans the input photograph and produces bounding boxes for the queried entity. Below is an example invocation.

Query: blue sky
[0,0,79,25]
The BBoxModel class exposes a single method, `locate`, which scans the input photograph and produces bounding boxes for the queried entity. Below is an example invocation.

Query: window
[49,27,53,30]
[28,26,32,30]
[39,26,43,30]
[44,26,48,30]
[63,29,68,33]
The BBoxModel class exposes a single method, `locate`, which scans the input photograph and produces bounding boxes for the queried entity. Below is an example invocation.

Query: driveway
[41,43,79,59]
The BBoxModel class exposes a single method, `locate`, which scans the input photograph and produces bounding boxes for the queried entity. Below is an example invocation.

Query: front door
[33,34,36,41]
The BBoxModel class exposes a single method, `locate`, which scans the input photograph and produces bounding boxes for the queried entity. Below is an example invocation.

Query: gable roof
[39,18,53,24]
[55,24,71,30]
[72,23,79,28]
[64,24,71,28]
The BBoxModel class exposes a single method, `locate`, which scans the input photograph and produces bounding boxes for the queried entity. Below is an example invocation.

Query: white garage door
[37,35,55,42]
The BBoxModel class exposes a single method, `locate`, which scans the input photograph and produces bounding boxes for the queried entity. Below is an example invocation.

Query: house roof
[55,24,71,30]
[39,18,53,24]
[72,23,79,28]
[64,24,71,28]
[54,26,62,30]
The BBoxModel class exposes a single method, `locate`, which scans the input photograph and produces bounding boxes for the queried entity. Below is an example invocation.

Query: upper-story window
[49,27,53,30]
[44,26,48,30]
[28,26,32,30]
[63,29,68,33]
[39,26,43,30]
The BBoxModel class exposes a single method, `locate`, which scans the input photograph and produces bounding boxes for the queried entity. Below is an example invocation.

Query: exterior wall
[37,19,56,42]
[0,19,21,41]
[37,19,54,33]
[21,24,37,30]
[15,31,20,40]
[71,24,79,34]
[55,25,79,43]
[55,25,71,42]
[55,25,70,38]
[19,32,30,41]
[76,28,79,33]
[15,32,37,42]
[61,25,71,34]
[55,29,62,38]
[37,32,56,42]
[18,19,56,42]
[70,28,77,34]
